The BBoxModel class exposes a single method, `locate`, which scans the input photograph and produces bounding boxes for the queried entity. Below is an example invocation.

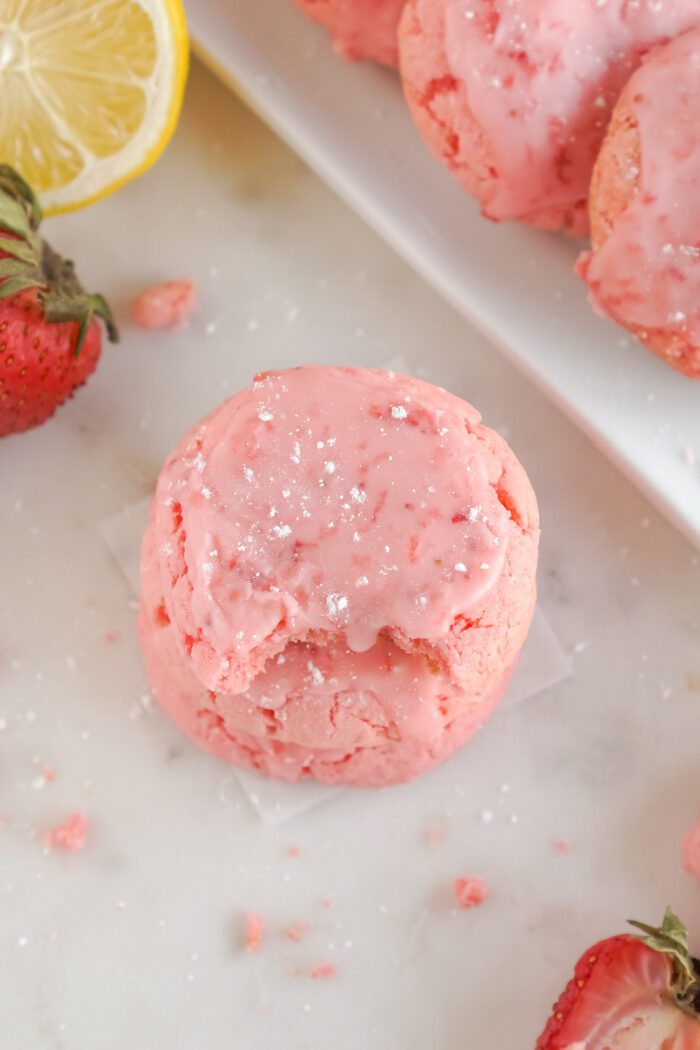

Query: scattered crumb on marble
[424,821,446,847]
[131,279,196,329]
[284,921,307,943]
[322,897,334,910]
[244,912,265,954]
[480,809,494,825]
[453,877,489,910]
[683,820,700,879]
[554,839,571,854]
[43,813,88,853]
[287,846,302,858]
[309,961,337,979]
[103,631,118,644]
[31,765,55,791]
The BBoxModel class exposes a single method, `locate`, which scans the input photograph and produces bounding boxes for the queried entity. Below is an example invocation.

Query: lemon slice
[0,0,189,213]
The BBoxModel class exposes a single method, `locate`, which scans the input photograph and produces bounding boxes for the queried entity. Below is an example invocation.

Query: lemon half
[0,0,189,213]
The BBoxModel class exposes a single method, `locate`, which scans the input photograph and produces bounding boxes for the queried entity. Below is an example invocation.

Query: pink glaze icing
[294,0,405,66]
[580,27,700,358]
[152,367,512,693]
[140,367,538,787]
[400,0,700,232]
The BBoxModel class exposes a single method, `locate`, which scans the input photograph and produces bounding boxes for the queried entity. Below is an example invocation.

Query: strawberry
[536,909,700,1049]
[0,165,117,437]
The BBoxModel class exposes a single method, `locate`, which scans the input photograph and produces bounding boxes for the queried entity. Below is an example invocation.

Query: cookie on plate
[294,0,405,66]
[579,27,700,379]
[398,0,700,234]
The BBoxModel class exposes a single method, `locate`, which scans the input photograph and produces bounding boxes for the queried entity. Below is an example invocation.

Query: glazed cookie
[139,366,539,787]
[294,0,406,66]
[579,27,700,379]
[398,0,700,233]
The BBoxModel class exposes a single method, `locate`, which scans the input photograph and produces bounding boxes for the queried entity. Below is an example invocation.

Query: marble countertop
[2,59,700,1050]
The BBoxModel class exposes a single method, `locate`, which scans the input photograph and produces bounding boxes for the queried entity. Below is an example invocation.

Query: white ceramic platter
[188,0,700,549]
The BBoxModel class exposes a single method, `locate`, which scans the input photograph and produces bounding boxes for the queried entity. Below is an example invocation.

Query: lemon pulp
[0,0,188,212]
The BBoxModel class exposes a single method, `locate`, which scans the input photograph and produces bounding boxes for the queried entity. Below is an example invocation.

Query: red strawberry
[536,909,700,1049]
[0,166,117,437]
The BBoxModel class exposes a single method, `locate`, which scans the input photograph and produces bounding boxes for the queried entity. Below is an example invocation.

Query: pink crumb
[244,912,265,953]
[42,765,56,782]
[287,846,302,858]
[284,921,307,943]
[131,279,196,329]
[683,820,700,878]
[425,822,446,847]
[103,631,118,644]
[43,813,88,852]
[310,961,337,979]
[453,877,489,910]
[554,839,572,854]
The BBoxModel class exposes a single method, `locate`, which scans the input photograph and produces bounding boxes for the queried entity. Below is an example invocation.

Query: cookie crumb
[43,813,87,852]
[284,921,307,943]
[453,877,488,910]
[131,280,196,329]
[425,823,445,847]
[683,820,700,878]
[310,961,337,979]
[243,912,265,953]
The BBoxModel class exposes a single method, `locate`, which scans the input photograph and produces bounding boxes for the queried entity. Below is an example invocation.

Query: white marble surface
[2,59,700,1050]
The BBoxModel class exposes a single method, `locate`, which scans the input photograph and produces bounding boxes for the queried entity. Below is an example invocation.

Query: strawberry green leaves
[630,908,700,1014]
[0,164,118,354]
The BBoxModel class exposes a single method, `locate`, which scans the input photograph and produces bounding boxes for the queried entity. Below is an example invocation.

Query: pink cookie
[139,366,539,787]
[398,0,700,233]
[580,27,700,379]
[294,0,405,66]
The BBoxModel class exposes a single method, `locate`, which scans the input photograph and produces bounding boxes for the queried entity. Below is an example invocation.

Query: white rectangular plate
[188,0,700,549]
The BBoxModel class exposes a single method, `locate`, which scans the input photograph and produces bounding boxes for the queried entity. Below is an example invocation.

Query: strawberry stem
[629,908,700,1014]
[0,164,118,355]
[0,164,42,230]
